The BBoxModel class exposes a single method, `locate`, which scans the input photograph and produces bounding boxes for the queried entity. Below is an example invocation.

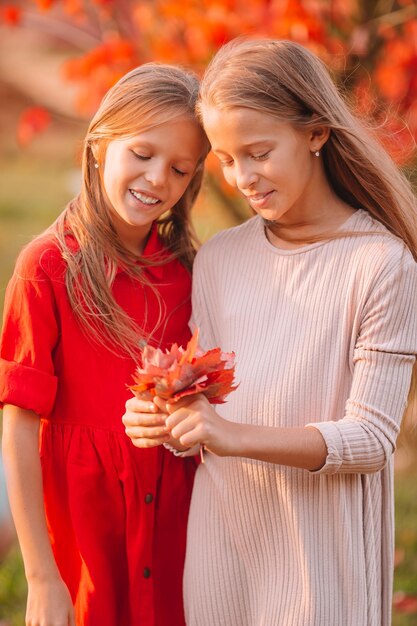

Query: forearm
[225,422,327,471]
[2,405,61,582]
[167,397,328,469]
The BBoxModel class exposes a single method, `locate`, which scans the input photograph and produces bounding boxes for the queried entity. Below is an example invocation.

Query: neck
[112,217,154,256]
[265,192,356,250]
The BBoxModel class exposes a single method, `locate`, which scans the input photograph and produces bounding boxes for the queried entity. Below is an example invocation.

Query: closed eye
[133,152,187,176]
[252,151,271,161]
[132,152,150,161]
[219,159,233,168]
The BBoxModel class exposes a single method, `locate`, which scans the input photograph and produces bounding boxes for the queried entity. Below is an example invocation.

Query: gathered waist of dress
[41,417,127,436]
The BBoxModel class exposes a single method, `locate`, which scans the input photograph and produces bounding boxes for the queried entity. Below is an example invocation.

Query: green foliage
[393,458,417,626]
[0,547,26,625]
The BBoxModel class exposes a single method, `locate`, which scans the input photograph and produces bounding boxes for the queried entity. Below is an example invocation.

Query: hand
[123,396,170,448]
[165,394,240,457]
[26,576,75,626]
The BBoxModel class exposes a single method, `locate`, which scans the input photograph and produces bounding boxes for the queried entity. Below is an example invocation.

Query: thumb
[153,396,169,413]
[166,394,200,414]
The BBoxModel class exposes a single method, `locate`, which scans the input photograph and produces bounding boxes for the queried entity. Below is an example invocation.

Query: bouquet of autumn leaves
[130,329,237,405]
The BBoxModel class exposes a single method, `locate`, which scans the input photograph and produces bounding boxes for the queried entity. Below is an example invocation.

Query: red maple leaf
[129,329,238,404]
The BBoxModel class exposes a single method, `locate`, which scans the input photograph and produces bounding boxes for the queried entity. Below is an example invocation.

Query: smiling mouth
[244,191,274,206]
[245,191,272,201]
[130,189,161,205]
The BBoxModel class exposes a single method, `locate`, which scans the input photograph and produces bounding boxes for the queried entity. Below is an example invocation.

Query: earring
[314,150,320,157]
[94,162,99,169]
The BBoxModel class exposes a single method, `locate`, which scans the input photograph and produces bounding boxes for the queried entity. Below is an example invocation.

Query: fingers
[165,408,202,444]
[122,410,166,429]
[128,435,170,449]
[124,423,169,442]
[166,393,203,413]
[165,395,207,428]
[165,407,190,431]
[123,397,167,429]
[125,396,159,414]
[153,396,169,413]
[123,396,171,448]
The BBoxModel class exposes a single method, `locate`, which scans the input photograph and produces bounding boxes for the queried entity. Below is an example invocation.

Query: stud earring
[314,150,320,157]
[94,162,99,169]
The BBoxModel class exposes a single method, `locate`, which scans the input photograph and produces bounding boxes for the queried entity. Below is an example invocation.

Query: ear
[309,125,330,153]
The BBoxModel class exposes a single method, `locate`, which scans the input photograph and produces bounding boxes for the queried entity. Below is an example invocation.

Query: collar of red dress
[115,222,165,280]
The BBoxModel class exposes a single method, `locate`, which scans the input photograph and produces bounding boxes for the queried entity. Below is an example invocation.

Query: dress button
[143,567,151,579]
[145,493,153,504]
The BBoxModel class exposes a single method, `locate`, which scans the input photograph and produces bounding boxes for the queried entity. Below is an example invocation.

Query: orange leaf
[17,107,51,146]
[35,0,55,10]
[0,4,22,25]
[179,328,199,365]
[129,329,238,404]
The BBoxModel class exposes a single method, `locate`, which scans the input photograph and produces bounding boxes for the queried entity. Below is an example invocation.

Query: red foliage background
[1,0,417,213]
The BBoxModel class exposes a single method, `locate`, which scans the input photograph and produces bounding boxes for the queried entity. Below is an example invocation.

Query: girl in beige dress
[124,39,417,626]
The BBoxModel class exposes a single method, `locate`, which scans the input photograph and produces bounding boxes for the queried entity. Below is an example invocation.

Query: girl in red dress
[0,64,208,626]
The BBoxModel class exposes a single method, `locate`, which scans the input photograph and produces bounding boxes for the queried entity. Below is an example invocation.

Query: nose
[233,161,258,191]
[144,160,167,188]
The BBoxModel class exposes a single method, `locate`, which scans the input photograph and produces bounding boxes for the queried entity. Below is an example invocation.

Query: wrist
[26,568,62,584]
[222,420,246,457]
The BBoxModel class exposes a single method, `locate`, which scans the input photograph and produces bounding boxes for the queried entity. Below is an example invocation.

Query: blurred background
[0,1,416,624]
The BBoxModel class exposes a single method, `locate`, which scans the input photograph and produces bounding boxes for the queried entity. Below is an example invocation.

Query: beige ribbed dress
[184,210,417,626]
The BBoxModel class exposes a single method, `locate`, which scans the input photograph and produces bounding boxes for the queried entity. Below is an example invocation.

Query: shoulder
[13,231,66,282]
[343,210,416,282]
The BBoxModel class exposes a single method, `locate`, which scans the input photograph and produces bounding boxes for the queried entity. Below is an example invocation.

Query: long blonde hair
[197,38,417,261]
[54,63,209,359]
[198,37,417,425]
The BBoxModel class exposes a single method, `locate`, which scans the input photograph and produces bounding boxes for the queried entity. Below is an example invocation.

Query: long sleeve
[309,250,417,475]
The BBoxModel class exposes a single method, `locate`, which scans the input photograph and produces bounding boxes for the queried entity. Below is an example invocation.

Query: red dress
[0,225,197,626]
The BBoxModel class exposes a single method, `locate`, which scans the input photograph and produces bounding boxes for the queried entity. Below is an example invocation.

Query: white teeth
[130,190,160,205]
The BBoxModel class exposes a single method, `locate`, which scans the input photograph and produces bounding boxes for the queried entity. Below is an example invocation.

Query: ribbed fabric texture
[184,210,417,626]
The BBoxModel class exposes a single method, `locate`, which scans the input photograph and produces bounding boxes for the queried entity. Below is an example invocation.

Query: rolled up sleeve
[0,245,60,417]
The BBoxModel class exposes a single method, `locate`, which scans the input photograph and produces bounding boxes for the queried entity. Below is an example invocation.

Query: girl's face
[202,106,324,225]
[101,116,205,254]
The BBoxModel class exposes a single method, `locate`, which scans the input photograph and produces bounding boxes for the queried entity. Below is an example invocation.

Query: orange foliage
[62,39,140,113]
[130,329,238,405]
[0,4,22,24]
[34,0,55,10]
[16,106,51,145]
[4,0,417,159]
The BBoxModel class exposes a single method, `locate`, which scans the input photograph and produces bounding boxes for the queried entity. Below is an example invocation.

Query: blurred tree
[1,0,417,215]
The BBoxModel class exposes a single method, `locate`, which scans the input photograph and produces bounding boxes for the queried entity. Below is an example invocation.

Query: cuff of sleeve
[305,422,344,475]
[0,359,58,416]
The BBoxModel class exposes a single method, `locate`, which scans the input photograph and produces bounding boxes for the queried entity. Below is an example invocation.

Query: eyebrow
[213,140,272,155]
[175,156,198,165]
